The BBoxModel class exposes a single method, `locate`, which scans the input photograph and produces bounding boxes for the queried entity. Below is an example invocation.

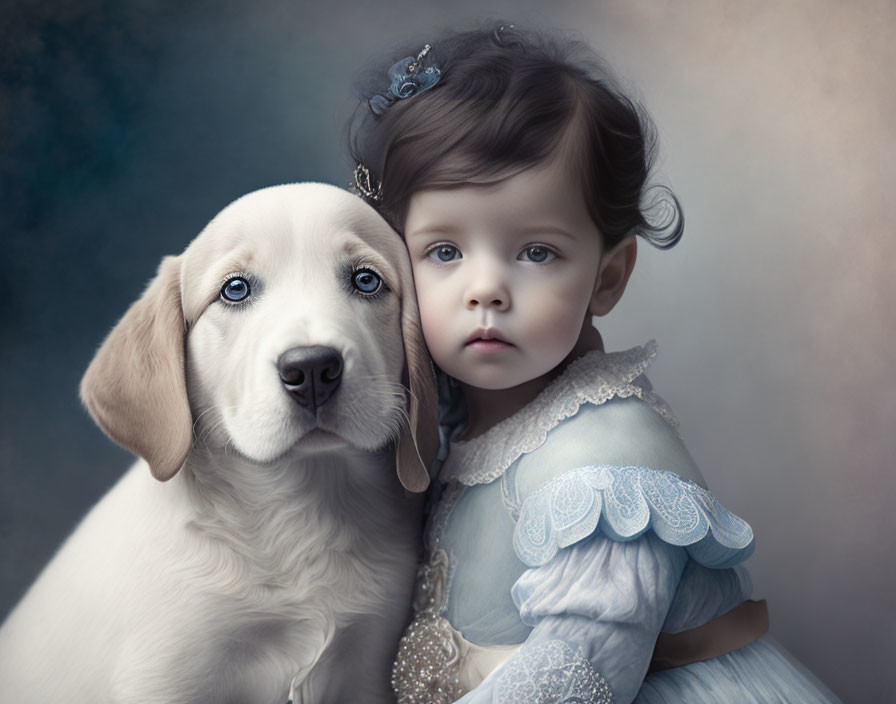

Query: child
[347,24,841,704]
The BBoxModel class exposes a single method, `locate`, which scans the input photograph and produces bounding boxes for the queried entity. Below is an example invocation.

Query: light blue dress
[391,343,841,704]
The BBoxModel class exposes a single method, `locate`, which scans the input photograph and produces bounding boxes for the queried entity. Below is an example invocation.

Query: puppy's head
[80,184,437,492]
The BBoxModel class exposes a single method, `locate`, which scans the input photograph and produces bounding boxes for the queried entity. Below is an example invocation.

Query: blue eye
[520,246,555,263]
[221,276,250,302]
[352,268,383,295]
[428,245,461,262]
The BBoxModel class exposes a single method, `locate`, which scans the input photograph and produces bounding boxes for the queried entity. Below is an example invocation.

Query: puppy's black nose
[278,346,343,412]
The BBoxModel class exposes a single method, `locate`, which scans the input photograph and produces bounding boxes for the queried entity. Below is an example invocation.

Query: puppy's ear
[80,256,192,481]
[396,287,438,493]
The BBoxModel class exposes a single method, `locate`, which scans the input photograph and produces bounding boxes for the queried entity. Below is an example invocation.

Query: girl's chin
[453,367,557,393]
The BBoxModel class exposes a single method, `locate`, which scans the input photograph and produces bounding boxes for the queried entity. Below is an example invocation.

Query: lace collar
[439,341,678,486]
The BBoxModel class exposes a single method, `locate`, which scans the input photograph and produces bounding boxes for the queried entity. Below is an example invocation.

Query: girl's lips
[466,338,513,353]
[464,327,510,344]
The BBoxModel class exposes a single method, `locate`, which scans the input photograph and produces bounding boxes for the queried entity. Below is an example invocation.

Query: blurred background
[1,0,892,700]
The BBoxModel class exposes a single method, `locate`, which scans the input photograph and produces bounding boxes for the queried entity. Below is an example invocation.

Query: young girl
[347,24,841,704]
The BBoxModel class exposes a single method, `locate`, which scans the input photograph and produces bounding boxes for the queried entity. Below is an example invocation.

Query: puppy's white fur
[0,184,437,704]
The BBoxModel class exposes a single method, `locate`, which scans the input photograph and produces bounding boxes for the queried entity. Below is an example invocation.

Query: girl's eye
[221,276,250,303]
[352,268,383,295]
[427,245,461,262]
[520,246,555,263]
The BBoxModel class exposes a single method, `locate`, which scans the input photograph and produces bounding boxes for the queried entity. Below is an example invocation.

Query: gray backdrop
[2,1,892,701]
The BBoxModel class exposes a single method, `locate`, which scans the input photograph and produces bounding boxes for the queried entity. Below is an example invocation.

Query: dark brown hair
[347,23,682,249]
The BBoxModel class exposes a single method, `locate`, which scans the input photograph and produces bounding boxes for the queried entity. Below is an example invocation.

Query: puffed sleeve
[453,532,687,704]
[453,461,756,704]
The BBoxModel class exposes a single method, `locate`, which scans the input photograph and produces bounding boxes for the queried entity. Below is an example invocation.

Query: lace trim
[424,482,462,554]
[407,481,465,623]
[395,488,465,704]
[411,549,452,615]
[513,465,755,570]
[494,640,615,703]
[442,342,679,486]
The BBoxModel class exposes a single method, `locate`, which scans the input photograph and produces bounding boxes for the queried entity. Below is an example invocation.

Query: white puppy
[0,183,437,704]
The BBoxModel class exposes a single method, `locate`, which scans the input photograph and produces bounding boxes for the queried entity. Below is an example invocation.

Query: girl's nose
[464,266,511,312]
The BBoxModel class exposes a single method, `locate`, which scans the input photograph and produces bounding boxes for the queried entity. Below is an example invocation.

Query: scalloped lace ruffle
[442,342,679,487]
[513,465,755,570]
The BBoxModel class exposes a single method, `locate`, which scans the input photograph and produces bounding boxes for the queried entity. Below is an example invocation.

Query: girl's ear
[590,237,638,317]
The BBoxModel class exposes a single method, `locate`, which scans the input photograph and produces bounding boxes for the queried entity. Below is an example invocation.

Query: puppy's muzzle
[278,346,344,413]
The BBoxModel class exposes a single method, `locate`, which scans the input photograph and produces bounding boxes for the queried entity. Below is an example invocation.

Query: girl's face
[404,158,604,392]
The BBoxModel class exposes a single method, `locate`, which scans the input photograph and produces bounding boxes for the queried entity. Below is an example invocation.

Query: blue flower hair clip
[368,44,441,116]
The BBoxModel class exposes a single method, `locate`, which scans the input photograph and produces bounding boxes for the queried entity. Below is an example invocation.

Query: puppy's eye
[221,276,251,303]
[351,269,383,295]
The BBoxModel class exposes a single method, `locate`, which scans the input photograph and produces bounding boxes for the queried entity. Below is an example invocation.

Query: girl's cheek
[537,284,592,328]
[412,261,453,304]
[542,307,587,348]
[419,318,456,373]
[412,280,450,354]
